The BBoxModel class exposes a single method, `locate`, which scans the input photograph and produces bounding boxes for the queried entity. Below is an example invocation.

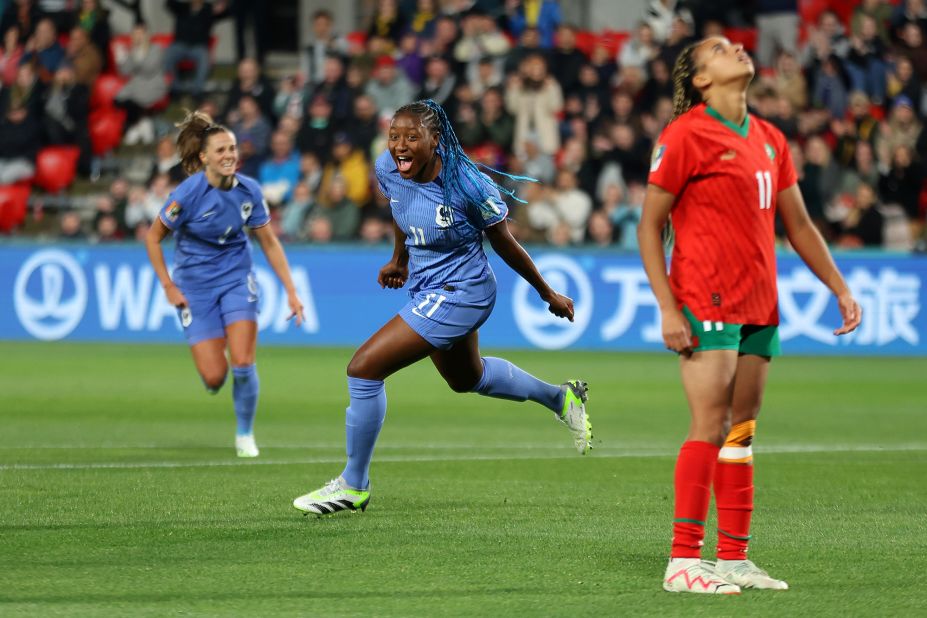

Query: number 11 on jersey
[409,225,426,245]
[755,170,772,210]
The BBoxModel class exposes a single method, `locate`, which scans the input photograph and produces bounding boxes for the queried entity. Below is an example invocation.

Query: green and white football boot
[293,477,370,516]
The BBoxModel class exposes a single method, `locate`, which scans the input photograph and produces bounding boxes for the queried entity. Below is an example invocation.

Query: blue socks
[232,364,259,436]
[341,377,387,490]
[471,357,563,412]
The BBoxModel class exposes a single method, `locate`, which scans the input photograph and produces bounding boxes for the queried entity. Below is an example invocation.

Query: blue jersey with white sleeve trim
[158,172,270,289]
[374,150,508,298]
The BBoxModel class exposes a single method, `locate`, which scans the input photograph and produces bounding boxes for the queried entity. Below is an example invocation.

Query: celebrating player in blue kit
[292,99,592,516]
[145,111,305,458]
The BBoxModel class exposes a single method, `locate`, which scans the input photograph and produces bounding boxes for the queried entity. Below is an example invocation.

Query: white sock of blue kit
[232,364,259,436]
[340,377,387,490]
[470,356,563,412]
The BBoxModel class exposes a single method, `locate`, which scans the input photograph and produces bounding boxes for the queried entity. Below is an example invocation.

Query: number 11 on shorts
[412,293,447,319]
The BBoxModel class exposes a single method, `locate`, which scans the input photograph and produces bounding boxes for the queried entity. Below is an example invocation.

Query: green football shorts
[681,306,781,357]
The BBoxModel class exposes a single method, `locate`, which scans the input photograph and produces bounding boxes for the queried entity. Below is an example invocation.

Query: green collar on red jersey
[704,105,750,138]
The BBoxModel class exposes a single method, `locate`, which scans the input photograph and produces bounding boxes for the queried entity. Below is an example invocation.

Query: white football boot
[235,434,259,458]
[713,559,789,590]
[662,558,741,594]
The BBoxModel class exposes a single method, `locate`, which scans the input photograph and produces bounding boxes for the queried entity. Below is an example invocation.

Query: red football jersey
[648,103,797,325]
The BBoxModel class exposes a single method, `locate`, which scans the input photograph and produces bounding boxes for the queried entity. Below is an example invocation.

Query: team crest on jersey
[481,198,502,220]
[240,201,253,220]
[435,203,454,228]
[650,144,666,172]
[765,143,776,161]
[166,201,181,221]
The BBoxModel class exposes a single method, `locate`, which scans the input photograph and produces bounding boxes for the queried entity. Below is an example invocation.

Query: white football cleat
[663,558,741,594]
[235,434,259,458]
[713,559,789,590]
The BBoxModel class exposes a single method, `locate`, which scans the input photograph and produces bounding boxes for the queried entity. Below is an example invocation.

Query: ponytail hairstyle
[393,99,537,218]
[175,110,231,176]
[671,40,705,120]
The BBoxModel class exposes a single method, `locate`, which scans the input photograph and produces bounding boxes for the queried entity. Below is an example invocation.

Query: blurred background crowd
[0,0,925,251]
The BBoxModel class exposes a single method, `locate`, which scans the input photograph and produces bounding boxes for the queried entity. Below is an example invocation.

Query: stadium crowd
[0,0,925,251]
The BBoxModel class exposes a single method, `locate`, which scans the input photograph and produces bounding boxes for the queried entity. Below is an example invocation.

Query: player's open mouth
[396,156,413,173]
[221,161,235,172]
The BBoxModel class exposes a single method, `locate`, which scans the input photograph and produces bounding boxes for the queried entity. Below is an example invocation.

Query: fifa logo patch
[241,201,253,220]
[435,203,454,228]
[650,144,666,172]
[765,143,776,161]
[167,201,181,221]
[481,198,502,220]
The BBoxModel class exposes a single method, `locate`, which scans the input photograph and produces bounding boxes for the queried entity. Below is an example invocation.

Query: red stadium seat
[89,108,127,156]
[91,74,128,110]
[34,146,81,193]
[0,182,31,233]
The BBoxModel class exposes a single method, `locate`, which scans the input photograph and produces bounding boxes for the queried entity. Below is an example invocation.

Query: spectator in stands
[852,0,894,45]
[504,25,544,76]
[77,0,111,72]
[839,139,880,196]
[307,52,353,124]
[548,25,585,94]
[755,0,799,69]
[301,9,349,87]
[280,181,314,241]
[551,167,592,244]
[148,135,184,185]
[311,173,359,241]
[773,51,807,110]
[365,54,414,117]
[115,22,167,147]
[658,9,697,70]
[886,56,922,110]
[42,64,92,172]
[845,14,888,103]
[295,95,334,162]
[605,122,650,186]
[879,144,922,225]
[223,57,276,125]
[506,52,562,156]
[144,172,172,220]
[232,0,267,64]
[306,214,334,243]
[504,0,561,49]
[838,182,884,247]
[476,86,513,152]
[881,95,923,154]
[164,0,230,98]
[20,17,63,83]
[367,0,405,46]
[273,75,304,122]
[805,135,842,214]
[407,0,438,39]
[348,94,379,158]
[423,15,459,65]
[894,22,927,84]
[586,210,615,247]
[318,131,370,208]
[396,32,425,86]
[0,0,40,45]
[65,26,102,87]
[59,210,86,240]
[91,194,122,242]
[639,57,673,113]
[811,54,849,118]
[517,133,555,184]
[890,0,927,38]
[418,54,456,107]
[228,94,271,176]
[0,99,39,183]
[0,24,23,85]
[468,55,503,98]
[454,8,510,75]
[259,130,301,206]
[357,215,388,243]
[1,61,43,118]
[620,21,660,78]
[644,0,675,44]
[124,183,152,235]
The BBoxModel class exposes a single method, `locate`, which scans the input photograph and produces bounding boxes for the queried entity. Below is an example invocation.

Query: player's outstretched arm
[638,184,692,354]
[484,219,574,321]
[145,217,188,309]
[378,219,409,289]
[778,184,862,335]
[253,224,305,326]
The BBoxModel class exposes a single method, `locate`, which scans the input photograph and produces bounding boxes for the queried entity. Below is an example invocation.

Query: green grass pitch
[1,342,925,616]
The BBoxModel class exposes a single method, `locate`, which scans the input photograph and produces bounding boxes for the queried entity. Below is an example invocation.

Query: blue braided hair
[394,99,537,218]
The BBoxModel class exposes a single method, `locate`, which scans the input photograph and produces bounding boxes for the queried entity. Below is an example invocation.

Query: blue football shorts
[177,272,259,345]
[398,282,496,350]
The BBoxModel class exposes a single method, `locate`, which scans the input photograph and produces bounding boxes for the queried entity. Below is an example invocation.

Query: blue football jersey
[374,150,508,297]
[158,172,270,289]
